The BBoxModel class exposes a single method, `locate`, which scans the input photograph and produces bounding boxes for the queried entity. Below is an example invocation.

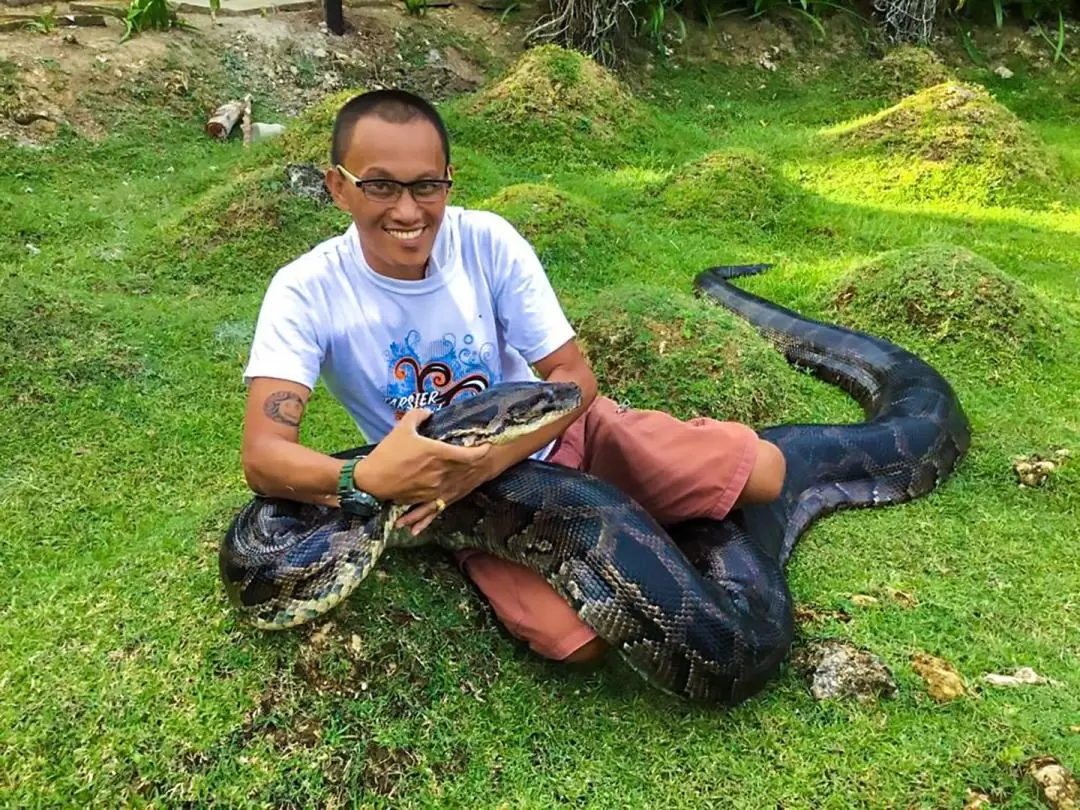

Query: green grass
[2,35,1079,809]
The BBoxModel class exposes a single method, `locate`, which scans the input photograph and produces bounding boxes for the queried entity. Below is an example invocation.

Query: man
[241,89,786,665]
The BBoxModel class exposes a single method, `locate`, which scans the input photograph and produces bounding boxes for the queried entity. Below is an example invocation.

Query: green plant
[121,0,185,41]
[25,6,58,33]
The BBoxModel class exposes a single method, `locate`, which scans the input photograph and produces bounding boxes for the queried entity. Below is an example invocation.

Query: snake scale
[220,264,971,706]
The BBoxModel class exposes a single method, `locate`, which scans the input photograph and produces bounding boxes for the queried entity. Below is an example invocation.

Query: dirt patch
[564,283,812,426]
[829,243,1058,362]
[363,743,421,797]
[660,148,800,230]
[0,1,505,147]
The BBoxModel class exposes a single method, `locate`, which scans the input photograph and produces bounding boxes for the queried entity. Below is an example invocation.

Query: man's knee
[739,439,786,506]
[561,636,610,664]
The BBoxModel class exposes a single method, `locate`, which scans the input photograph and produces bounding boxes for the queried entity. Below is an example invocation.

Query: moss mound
[479,183,603,265]
[661,149,798,229]
[824,82,1058,205]
[863,45,953,100]
[829,244,1056,361]
[277,88,364,166]
[153,165,346,294]
[453,45,655,168]
[563,284,814,426]
[166,166,286,256]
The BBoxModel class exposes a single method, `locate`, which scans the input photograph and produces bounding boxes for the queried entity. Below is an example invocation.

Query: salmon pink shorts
[455,396,760,661]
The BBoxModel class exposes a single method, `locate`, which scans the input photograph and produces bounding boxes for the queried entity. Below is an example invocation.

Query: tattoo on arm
[264,391,305,427]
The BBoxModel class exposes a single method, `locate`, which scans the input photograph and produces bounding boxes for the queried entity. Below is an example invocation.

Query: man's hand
[354,408,494,535]
[388,338,600,535]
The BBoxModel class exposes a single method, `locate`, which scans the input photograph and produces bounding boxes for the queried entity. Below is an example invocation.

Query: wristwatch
[337,457,381,518]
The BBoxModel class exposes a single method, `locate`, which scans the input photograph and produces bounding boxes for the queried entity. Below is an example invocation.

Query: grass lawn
[2,24,1079,809]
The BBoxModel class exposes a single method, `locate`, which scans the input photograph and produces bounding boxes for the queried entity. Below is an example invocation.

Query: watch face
[342,491,379,518]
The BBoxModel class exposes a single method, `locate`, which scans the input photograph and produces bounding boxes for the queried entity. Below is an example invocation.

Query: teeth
[387,228,423,240]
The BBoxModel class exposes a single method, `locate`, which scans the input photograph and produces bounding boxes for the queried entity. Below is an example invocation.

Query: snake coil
[220,265,971,705]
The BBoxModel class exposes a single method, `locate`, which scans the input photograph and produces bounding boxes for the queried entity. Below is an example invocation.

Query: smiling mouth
[386,227,424,241]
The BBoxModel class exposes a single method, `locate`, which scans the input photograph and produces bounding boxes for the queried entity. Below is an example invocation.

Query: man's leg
[571,397,785,525]
[456,397,785,665]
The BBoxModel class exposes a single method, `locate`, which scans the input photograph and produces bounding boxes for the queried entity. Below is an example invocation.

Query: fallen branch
[205,98,245,140]
[241,94,253,147]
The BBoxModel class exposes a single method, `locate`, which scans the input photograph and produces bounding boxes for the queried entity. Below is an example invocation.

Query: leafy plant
[121,0,186,42]
[25,6,58,34]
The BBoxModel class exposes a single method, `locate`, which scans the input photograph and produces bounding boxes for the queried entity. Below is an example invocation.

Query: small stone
[1025,756,1078,810]
[792,640,897,703]
[994,65,1015,79]
[911,652,966,702]
[26,243,40,255]
[285,163,332,206]
[312,47,327,59]
[983,666,1057,687]
[850,594,879,607]
[964,789,993,809]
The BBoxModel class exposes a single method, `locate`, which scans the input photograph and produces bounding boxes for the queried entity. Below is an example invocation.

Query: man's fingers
[396,501,441,533]
[397,408,433,429]
[427,438,493,461]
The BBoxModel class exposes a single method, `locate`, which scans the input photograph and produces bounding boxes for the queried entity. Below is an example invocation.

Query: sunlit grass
[1,39,1078,809]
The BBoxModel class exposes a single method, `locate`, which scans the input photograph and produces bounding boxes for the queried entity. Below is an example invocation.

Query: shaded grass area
[2,37,1079,809]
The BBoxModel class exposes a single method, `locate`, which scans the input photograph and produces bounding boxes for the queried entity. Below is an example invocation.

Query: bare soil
[0,0,528,144]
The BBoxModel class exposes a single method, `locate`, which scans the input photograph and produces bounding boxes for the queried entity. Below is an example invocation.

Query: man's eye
[413,182,440,194]
[366,181,398,194]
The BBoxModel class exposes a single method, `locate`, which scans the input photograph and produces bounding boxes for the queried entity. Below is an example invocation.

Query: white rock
[994,65,1014,78]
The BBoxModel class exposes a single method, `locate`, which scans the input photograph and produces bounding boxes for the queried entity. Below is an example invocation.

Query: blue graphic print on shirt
[384,329,498,418]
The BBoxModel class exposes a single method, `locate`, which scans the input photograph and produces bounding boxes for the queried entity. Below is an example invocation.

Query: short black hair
[330,89,451,170]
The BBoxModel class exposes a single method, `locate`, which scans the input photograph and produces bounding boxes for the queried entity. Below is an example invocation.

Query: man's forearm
[242,438,353,507]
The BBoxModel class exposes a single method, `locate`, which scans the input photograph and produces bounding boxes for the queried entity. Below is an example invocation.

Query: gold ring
[435,497,447,513]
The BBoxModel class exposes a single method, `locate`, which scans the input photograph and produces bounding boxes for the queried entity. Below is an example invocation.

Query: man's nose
[391,189,422,221]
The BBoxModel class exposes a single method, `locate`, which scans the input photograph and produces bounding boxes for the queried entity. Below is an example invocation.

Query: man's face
[326,116,452,278]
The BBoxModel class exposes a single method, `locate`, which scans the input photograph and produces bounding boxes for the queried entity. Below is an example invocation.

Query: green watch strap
[338,457,360,496]
[338,457,379,517]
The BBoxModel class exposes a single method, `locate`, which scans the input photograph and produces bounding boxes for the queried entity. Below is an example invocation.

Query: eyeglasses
[335,164,452,204]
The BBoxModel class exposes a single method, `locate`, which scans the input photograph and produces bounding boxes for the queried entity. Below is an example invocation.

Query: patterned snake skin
[220,264,971,706]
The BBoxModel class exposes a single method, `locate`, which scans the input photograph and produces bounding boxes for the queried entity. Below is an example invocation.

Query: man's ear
[324,167,351,213]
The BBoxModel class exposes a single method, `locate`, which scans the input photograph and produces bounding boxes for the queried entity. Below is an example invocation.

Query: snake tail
[694,264,973,566]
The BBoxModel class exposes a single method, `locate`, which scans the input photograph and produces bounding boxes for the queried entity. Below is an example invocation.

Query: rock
[1025,756,1078,810]
[911,652,965,702]
[994,65,1015,79]
[312,47,327,59]
[963,789,993,809]
[285,163,332,206]
[792,640,898,703]
[983,667,1059,687]
[1013,451,1066,487]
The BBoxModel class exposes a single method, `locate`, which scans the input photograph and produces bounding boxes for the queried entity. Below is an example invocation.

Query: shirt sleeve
[242,269,325,390]
[485,214,576,364]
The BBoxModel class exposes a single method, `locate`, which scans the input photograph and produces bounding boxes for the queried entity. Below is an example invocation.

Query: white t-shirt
[243,206,576,453]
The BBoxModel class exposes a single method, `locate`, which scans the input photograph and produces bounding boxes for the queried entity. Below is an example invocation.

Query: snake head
[420,381,583,446]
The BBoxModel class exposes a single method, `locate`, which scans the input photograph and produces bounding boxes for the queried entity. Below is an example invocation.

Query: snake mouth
[474,403,578,446]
